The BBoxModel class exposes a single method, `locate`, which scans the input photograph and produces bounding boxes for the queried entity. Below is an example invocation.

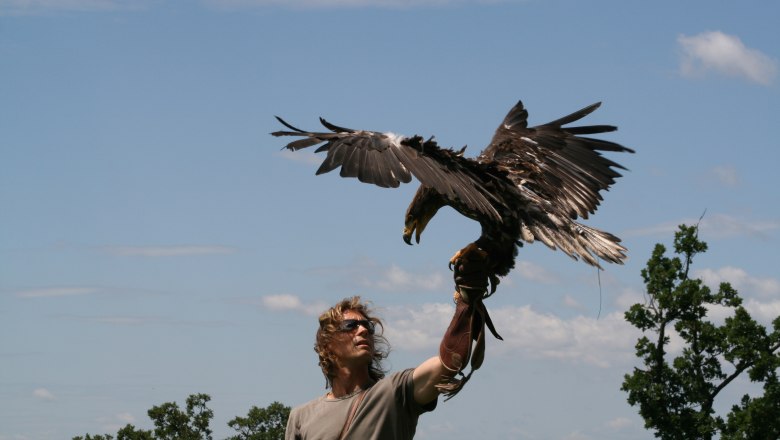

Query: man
[285,244,493,440]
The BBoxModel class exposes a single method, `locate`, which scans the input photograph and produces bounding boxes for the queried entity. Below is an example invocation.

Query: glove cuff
[439,299,473,374]
[455,285,487,304]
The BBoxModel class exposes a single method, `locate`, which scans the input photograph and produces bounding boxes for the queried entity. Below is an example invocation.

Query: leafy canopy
[622,224,780,440]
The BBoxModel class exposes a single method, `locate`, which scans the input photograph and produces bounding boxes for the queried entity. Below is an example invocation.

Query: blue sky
[1,0,779,439]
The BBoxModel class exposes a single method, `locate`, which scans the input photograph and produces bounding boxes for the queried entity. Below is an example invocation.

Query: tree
[116,424,154,440]
[147,393,214,440]
[622,224,780,439]
[74,395,290,440]
[226,401,291,440]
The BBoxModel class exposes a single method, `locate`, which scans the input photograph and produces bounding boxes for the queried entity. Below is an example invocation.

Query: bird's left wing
[272,117,501,221]
[480,101,634,221]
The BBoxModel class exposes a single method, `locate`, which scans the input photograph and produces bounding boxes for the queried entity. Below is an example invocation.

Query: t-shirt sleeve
[285,406,301,440]
[397,368,438,416]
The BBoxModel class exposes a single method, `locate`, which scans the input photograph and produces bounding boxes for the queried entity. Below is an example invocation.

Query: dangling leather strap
[338,389,366,440]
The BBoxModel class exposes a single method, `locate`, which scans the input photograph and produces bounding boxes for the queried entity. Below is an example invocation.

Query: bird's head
[403,185,447,245]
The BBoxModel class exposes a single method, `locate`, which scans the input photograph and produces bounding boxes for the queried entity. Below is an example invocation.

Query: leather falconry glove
[437,243,502,399]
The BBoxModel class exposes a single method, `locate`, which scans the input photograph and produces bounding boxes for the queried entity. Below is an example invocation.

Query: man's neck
[329,366,371,398]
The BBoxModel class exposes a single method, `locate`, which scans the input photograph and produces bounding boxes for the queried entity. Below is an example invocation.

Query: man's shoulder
[290,395,327,415]
[383,368,415,387]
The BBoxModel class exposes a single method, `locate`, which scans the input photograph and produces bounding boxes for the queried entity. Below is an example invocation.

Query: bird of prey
[272,100,634,293]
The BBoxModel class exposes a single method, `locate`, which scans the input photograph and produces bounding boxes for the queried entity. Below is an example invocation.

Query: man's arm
[412,243,491,405]
[412,356,448,405]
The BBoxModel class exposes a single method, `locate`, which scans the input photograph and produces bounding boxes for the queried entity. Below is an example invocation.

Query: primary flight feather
[272,100,634,292]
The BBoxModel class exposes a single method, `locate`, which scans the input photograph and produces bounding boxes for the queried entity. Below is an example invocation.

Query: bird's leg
[449,242,479,271]
[486,274,500,297]
[450,243,500,297]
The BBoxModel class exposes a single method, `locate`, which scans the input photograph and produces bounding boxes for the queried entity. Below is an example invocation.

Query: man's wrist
[455,285,487,304]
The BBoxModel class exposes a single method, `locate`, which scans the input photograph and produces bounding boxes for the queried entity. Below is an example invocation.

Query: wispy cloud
[15,286,99,298]
[259,295,641,366]
[277,149,323,166]
[103,245,237,257]
[307,259,448,293]
[744,298,780,324]
[696,266,780,298]
[86,316,157,325]
[358,264,446,292]
[98,412,137,433]
[516,260,560,284]
[384,302,639,367]
[260,293,329,316]
[606,417,634,430]
[709,165,740,187]
[624,214,780,240]
[32,387,55,401]
[206,0,504,10]
[0,0,142,15]
[678,31,778,86]
[384,302,455,351]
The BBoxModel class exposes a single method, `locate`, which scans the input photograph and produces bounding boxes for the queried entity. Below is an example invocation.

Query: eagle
[272,100,634,293]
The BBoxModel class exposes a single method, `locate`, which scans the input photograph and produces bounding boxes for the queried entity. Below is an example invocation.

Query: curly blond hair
[314,296,390,388]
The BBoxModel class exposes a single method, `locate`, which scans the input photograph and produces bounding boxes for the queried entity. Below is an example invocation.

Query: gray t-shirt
[285,369,437,440]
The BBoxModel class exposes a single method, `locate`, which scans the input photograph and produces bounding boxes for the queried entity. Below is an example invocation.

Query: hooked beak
[403,215,432,245]
[403,185,446,246]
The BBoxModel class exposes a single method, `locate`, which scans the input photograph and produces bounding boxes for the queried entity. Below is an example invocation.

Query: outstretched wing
[479,101,634,267]
[480,101,634,221]
[272,117,501,221]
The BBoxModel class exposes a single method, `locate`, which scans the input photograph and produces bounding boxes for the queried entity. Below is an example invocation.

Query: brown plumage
[272,100,634,292]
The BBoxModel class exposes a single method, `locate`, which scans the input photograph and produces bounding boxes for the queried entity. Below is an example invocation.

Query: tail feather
[525,221,626,269]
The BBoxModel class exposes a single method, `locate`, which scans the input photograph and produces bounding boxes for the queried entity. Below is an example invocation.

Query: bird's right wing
[272,117,501,221]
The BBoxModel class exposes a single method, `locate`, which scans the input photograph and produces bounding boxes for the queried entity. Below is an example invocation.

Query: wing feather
[481,100,633,221]
[272,117,500,221]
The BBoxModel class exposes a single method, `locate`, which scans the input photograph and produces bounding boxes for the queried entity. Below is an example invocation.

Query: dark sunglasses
[339,319,375,335]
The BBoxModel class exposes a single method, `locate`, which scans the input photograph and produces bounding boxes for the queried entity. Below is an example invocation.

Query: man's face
[330,310,374,368]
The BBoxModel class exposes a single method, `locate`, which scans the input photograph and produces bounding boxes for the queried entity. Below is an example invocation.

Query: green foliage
[622,224,780,439]
[226,401,291,440]
[116,425,153,440]
[73,396,290,440]
[147,393,214,440]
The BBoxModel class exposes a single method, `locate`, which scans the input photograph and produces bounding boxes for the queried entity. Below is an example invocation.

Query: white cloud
[624,214,780,240]
[678,31,778,86]
[261,294,328,316]
[562,294,582,309]
[704,299,780,327]
[88,316,152,325]
[362,264,446,292]
[700,215,780,240]
[0,0,140,15]
[32,388,55,401]
[696,266,780,298]
[16,286,98,298]
[104,245,236,257]
[115,412,135,423]
[97,412,137,433]
[744,298,780,324]
[206,0,502,10]
[263,293,303,310]
[277,149,323,166]
[710,165,740,187]
[384,302,640,367]
[614,288,646,311]
[490,307,640,367]
[384,302,455,351]
[562,430,592,440]
[308,259,448,293]
[516,260,560,284]
[606,417,633,430]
